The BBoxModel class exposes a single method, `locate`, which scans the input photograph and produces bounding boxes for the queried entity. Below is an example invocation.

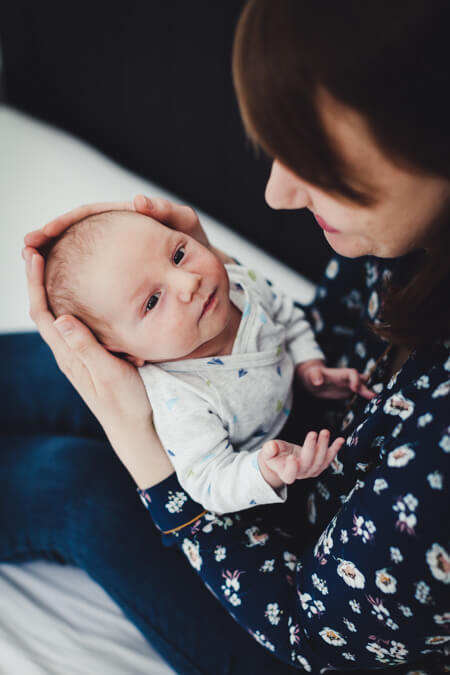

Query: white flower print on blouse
[434,611,450,625]
[439,433,450,453]
[391,422,403,438]
[432,378,450,398]
[325,258,339,279]
[248,629,275,652]
[373,477,388,494]
[415,580,431,604]
[314,519,336,557]
[291,652,312,671]
[316,480,330,500]
[343,617,357,632]
[319,627,347,647]
[221,570,243,606]
[337,559,366,589]
[306,492,317,524]
[288,617,300,645]
[330,455,344,475]
[299,592,326,618]
[415,375,430,389]
[283,551,297,571]
[418,412,433,427]
[387,443,416,468]
[259,559,275,573]
[245,526,269,547]
[340,529,349,544]
[349,599,361,614]
[368,595,390,622]
[398,604,413,617]
[368,291,379,319]
[390,546,403,564]
[426,543,450,584]
[393,495,417,535]
[366,639,408,665]
[355,341,367,359]
[214,545,227,562]
[342,652,356,661]
[182,538,203,571]
[201,512,235,534]
[352,514,376,542]
[365,260,379,286]
[427,471,443,489]
[311,573,329,595]
[424,635,450,646]
[265,602,282,626]
[165,490,188,514]
[384,392,415,420]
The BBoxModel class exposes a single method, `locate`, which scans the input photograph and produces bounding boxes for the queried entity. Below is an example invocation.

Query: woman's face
[265,92,450,258]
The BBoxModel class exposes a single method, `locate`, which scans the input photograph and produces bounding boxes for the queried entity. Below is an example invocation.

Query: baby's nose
[177,272,201,302]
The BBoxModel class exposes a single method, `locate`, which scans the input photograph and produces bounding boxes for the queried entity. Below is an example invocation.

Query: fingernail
[54,318,74,336]
[145,197,153,209]
[21,247,27,261]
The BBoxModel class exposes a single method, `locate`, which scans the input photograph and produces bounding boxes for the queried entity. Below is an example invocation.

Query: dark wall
[0,1,332,282]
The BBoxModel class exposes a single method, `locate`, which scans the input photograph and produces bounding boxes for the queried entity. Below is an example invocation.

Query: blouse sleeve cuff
[137,473,207,534]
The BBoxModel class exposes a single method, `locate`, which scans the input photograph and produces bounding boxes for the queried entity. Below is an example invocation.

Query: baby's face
[82,214,233,363]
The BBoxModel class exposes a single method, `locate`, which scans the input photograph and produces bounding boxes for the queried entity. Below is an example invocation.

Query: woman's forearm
[106,419,174,490]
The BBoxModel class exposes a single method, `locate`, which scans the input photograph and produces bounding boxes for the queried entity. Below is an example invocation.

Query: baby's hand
[297,360,375,400]
[258,430,345,489]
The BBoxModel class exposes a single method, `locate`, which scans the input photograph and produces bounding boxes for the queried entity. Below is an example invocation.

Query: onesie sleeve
[144,371,286,515]
[258,276,324,366]
[138,371,449,671]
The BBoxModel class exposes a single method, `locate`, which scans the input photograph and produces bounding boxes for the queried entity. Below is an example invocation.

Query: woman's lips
[314,214,340,233]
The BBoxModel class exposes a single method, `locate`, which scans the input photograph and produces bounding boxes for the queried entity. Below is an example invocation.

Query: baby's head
[45,211,232,365]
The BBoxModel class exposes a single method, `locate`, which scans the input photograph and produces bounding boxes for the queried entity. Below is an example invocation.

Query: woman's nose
[176,271,201,303]
[265,160,312,210]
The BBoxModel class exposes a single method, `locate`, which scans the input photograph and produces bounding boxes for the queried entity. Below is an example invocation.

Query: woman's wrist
[106,418,174,490]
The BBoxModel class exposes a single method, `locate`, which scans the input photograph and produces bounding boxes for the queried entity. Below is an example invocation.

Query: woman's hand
[24,194,211,250]
[22,248,174,489]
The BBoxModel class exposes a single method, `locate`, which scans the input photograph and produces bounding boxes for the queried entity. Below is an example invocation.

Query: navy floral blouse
[138,254,449,674]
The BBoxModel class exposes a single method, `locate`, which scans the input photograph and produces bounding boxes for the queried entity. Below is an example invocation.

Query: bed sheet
[0,103,315,674]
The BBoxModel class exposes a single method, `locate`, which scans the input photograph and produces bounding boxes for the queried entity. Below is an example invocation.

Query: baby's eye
[145,292,160,312]
[173,246,185,265]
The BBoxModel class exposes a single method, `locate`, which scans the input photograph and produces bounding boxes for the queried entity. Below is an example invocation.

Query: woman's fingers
[25,250,69,362]
[133,194,210,247]
[24,200,135,249]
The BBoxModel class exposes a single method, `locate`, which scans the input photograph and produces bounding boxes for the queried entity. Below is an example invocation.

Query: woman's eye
[145,293,160,312]
[173,246,185,265]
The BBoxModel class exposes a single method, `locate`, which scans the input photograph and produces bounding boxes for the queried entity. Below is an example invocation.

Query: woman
[3,0,449,672]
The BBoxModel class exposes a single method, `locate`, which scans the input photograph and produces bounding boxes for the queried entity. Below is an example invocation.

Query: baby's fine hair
[44,210,126,342]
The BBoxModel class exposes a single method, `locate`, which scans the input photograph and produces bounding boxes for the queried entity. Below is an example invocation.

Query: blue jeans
[1,332,311,674]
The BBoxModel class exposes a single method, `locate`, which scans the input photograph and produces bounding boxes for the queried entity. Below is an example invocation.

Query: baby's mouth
[200,289,217,319]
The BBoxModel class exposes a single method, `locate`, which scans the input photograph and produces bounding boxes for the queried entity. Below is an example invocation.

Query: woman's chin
[323,232,371,258]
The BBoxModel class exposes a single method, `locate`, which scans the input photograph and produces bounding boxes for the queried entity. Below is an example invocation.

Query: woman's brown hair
[232,0,450,348]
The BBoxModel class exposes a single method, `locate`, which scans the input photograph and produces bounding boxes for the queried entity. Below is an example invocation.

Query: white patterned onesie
[139,264,324,514]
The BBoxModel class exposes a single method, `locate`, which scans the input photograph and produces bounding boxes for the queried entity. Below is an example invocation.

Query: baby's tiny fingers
[280,454,298,485]
[358,383,376,399]
[261,440,279,461]
[347,369,361,392]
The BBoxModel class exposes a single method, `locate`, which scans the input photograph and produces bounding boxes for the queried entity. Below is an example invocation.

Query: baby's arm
[258,430,345,489]
[296,359,374,400]
[140,367,287,514]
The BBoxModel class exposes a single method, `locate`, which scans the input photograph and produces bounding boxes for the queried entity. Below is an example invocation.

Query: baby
[45,210,371,514]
